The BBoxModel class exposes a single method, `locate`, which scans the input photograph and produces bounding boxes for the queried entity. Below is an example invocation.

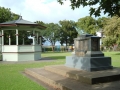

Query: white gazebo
[0,16,46,61]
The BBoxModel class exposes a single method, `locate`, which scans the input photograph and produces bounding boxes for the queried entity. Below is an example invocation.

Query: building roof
[0,16,46,29]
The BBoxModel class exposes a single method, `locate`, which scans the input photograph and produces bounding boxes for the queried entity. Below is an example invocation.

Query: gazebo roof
[0,16,46,29]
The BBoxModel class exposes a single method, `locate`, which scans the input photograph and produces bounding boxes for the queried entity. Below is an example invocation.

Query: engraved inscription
[80,41,83,50]
[75,40,86,56]
[75,40,79,50]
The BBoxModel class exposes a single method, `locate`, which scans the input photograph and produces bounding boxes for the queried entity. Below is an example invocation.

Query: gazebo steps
[25,65,120,90]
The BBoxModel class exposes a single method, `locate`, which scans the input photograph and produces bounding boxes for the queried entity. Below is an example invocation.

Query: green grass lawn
[0,51,120,90]
[104,51,120,67]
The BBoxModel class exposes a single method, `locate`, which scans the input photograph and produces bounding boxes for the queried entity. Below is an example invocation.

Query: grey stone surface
[45,65,120,84]
[25,66,120,90]
[66,56,113,71]
[85,51,104,57]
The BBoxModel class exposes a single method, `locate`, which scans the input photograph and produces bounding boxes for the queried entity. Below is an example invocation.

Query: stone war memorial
[66,34,113,71]
[25,33,120,90]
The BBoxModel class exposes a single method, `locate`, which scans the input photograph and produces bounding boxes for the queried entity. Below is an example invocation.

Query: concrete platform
[25,65,120,90]
[25,68,91,90]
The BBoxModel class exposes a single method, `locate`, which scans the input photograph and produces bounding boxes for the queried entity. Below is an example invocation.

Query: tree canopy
[59,20,77,48]
[0,7,19,23]
[104,16,120,37]
[96,17,109,29]
[58,0,120,17]
[101,16,120,50]
[0,7,12,23]
[77,16,97,35]
[39,23,61,51]
[44,23,61,46]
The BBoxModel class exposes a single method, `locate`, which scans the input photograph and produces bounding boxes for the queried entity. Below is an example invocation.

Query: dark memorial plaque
[91,39,98,51]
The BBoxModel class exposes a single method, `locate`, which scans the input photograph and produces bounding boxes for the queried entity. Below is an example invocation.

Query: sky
[0,0,107,23]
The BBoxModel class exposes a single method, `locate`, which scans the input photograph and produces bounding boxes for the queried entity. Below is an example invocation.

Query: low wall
[2,45,41,61]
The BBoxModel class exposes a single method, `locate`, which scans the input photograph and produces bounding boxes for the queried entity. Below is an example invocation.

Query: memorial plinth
[66,34,113,71]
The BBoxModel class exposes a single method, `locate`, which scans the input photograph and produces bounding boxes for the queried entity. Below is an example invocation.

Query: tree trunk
[65,38,68,51]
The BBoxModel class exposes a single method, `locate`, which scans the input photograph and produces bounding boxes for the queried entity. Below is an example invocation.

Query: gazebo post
[37,32,38,44]
[2,30,4,46]
[16,29,18,45]
[39,35,42,52]
[0,31,2,45]
[39,36,42,45]
[33,30,35,45]
[22,35,24,45]
[0,31,2,53]
[9,35,11,45]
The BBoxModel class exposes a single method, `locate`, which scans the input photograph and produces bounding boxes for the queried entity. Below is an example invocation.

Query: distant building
[96,29,105,45]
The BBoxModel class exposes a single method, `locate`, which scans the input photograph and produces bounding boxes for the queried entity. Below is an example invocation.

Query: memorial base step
[24,65,120,90]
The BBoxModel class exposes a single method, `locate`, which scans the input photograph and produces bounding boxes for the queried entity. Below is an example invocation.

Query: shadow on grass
[114,53,120,55]
[47,56,66,60]
[42,52,67,54]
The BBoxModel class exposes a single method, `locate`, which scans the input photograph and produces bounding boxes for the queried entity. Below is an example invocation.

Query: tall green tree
[0,7,12,23]
[58,0,120,17]
[35,21,46,44]
[77,16,97,35]
[102,36,116,48]
[102,16,120,50]
[42,23,61,51]
[96,17,110,38]
[59,20,77,50]
[104,16,120,37]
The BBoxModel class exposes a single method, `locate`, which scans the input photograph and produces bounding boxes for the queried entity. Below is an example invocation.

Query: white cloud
[0,0,107,23]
